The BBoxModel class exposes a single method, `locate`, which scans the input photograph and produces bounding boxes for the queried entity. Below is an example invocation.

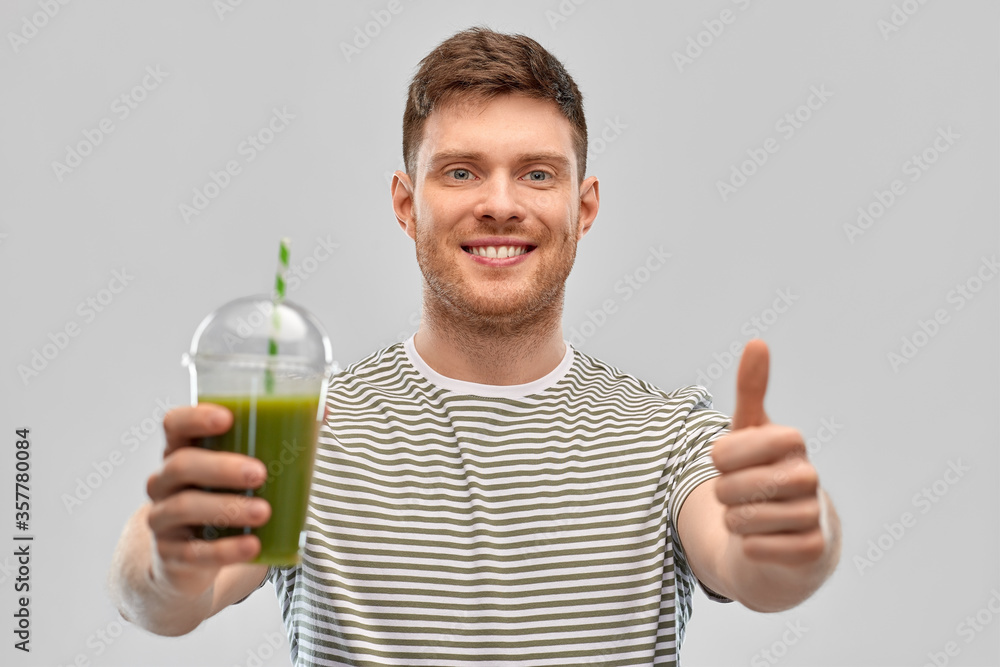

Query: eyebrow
[427,150,572,173]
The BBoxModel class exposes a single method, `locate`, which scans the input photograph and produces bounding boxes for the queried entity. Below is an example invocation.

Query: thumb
[731,339,770,430]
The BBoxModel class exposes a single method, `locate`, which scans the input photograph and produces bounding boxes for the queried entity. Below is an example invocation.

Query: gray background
[1,1,998,666]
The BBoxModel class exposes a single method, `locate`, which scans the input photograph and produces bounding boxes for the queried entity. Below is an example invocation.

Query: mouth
[462,244,536,259]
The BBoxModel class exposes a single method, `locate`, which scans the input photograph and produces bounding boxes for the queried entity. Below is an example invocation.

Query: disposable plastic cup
[182,295,333,565]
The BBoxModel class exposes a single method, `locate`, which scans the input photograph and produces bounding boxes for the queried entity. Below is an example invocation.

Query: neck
[413,294,567,386]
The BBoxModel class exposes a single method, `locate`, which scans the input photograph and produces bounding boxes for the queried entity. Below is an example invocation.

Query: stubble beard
[414,213,578,344]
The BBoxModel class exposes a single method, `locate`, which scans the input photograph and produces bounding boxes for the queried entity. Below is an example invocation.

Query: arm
[108,405,272,636]
[109,503,269,635]
[678,475,841,612]
[677,340,841,612]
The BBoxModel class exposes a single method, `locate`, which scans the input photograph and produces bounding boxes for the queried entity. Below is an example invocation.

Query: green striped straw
[264,237,290,394]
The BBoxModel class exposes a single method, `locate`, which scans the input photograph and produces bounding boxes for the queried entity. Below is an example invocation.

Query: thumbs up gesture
[710,340,831,567]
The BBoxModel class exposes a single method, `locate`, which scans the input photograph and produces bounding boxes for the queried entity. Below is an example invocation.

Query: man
[110,27,841,665]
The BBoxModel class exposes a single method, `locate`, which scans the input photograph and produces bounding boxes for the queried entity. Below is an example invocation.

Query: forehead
[417,94,577,174]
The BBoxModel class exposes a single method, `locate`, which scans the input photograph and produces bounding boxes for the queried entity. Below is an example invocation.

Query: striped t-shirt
[268,336,732,666]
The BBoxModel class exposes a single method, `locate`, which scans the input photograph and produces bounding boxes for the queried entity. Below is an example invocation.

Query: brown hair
[402,26,588,182]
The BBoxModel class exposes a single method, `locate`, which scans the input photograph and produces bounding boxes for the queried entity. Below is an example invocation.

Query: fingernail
[242,461,266,485]
[208,409,225,430]
[250,499,269,518]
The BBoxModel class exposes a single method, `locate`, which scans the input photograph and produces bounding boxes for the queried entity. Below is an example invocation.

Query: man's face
[392,93,599,332]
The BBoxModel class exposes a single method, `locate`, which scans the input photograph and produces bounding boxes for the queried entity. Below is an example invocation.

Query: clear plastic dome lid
[183,294,333,374]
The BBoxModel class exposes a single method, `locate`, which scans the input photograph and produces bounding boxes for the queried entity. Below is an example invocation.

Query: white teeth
[469,245,528,258]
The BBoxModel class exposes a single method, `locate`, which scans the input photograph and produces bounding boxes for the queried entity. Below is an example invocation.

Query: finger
[711,424,806,474]
[156,533,262,570]
[740,529,827,566]
[162,404,234,457]
[714,454,818,505]
[147,448,267,501]
[724,496,821,535]
[732,339,770,430]
[147,489,271,535]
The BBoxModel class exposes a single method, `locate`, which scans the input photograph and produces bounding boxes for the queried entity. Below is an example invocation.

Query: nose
[472,175,526,225]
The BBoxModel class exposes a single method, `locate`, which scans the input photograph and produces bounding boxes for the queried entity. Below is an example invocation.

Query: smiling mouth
[462,245,536,259]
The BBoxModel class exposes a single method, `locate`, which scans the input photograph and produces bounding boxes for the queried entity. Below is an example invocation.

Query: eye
[447,168,474,181]
[524,170,551,182]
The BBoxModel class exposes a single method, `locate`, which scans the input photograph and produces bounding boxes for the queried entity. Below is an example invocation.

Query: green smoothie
[197,393,320,565]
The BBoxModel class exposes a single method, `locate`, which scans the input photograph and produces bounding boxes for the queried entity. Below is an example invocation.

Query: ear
[576,176,600,240]
[391,170,416,241]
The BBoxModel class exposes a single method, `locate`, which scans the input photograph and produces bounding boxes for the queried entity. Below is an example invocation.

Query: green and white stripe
[265,237,290,394]
[270,338,731,666]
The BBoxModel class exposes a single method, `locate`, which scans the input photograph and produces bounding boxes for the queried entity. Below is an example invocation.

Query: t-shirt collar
[402,334,574,399]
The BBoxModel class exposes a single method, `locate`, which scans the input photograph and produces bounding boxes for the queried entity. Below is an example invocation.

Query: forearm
[723,490,842,613]
[108,504,215,636]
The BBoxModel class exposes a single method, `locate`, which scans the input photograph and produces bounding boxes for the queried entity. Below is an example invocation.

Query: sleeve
[232,565,277,605]
[666,385,734,603]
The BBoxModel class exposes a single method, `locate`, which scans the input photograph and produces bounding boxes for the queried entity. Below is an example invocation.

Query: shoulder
[328,342,412,391]
[568,347,720,415]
